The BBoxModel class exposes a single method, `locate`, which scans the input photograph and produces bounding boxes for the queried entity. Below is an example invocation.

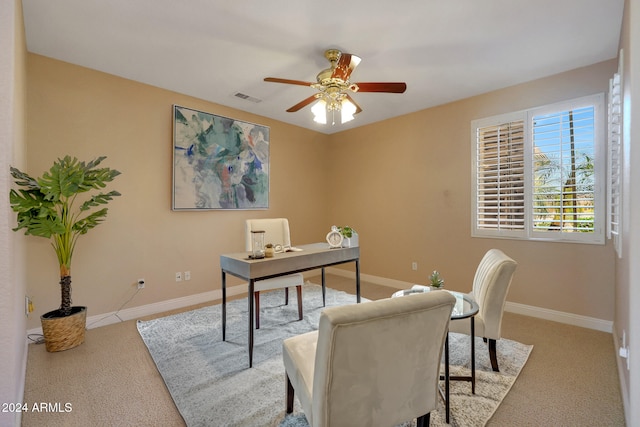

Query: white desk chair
[245,218,304,329]
[449,248,517,372]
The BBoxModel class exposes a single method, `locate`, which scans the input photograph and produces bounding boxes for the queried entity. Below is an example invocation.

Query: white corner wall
[0,1,28,427]
[626,0,640,423]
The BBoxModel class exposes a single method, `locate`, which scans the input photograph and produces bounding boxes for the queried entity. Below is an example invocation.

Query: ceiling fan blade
[354,82,407,93]
[346,94,363,114]
[286,95,318,112]
[331,53,361,81]
[264,77,314,87]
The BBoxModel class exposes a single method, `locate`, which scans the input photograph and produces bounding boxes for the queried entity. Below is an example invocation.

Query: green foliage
[10,156,121,277]
[429,271,444,288]
[532,152,596,232]
[338,226,354,238]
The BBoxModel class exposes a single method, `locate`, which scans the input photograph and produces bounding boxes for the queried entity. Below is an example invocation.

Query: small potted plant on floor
[10,156,121,352]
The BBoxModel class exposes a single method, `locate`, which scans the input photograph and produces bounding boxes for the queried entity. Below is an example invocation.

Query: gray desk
[220,242,361,367]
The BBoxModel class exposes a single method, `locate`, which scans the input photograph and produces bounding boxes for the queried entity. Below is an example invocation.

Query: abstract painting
[172,105,269,210]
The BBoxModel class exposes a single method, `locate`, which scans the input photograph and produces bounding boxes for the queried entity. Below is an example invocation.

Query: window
[472,94,605,244]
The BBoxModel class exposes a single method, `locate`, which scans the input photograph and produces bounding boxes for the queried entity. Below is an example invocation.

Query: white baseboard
[27,269,613,336]
[612,329,631,424]
[504,301,612,333]
[323,267,613,333]
[26,284,248,336]
[26,274,321,337]
[319,267,412,290]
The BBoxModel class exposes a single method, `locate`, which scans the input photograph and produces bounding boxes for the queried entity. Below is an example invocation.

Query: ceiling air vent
[233,92,262,103]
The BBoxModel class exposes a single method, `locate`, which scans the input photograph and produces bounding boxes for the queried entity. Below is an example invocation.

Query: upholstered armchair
[449,248,517,372]
[283,291,456,427]
[245,218,304,329]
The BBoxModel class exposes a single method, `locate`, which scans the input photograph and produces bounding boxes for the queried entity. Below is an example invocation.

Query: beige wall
[25,54,330,330]
[25,53,618,331]
[328,60,618,320]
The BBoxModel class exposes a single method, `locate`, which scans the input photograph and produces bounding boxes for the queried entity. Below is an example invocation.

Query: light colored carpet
[137,283,532,427]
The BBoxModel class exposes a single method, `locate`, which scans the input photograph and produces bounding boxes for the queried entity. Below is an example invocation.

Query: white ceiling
[22,0,624,135]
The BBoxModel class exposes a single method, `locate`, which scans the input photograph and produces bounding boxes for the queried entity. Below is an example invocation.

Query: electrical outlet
[137,278,145,289]
[176,272,183,282]
[184,271,191,281]
[412,262,418,271]
[25,296,34,316]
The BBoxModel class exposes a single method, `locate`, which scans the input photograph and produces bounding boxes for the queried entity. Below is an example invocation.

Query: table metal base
[439,317,476,424]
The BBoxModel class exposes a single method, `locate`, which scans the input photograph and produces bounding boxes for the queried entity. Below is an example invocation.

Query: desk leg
[222,271,227,342]
[445,333,450,424]
[321,268,326,307]
[248,279,255,368]
[355,259,361,303]
[471,317,476,394]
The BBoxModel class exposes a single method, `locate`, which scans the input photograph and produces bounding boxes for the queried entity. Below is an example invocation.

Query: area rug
[137,283,532,427]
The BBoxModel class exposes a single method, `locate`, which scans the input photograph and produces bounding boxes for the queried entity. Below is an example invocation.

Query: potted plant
[429,271,445,289]
[10,156,121,352]
[338,226,359,248]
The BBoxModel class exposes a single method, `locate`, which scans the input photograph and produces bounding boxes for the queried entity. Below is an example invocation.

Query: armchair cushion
[284,291,456,427]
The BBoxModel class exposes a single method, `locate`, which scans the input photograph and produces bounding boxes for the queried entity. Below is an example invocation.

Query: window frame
[471,93,605,244]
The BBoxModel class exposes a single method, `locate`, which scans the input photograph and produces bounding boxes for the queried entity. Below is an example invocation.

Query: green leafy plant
[338,226,355,238]
[429,270,444,288]
[10,156,121,316]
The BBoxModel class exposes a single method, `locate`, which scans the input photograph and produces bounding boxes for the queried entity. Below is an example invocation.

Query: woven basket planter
[40,306,87,352]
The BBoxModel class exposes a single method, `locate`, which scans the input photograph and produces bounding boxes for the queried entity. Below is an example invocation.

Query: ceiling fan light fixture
[341,98,357,124]
[312,96,356,125]
[312,99,327,124]
[264,48,406,124]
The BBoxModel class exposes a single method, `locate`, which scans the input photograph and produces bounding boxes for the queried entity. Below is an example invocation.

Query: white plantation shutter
[475,121,525,234]
[608,59,623,256]
[472,94,604,244]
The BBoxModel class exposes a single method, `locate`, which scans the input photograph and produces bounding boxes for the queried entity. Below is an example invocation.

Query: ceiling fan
[264,49,407,124]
